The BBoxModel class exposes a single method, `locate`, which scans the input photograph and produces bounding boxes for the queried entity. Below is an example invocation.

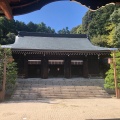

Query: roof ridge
[18,31,87,38]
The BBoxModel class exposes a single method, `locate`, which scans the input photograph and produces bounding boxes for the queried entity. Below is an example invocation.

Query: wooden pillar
[83,57,89,78]
[24,57,28,78]
[41,58,48,79]
[64,57,71,78]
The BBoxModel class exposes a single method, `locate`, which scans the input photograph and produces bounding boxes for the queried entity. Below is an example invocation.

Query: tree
[109,6,120,48]
[70,25,84,34]
[0,17,56,45]
[27,22,38,32]
[113,23,120,48]
[58,27,70,34]
[15,20,28,32]
[104,51,120,89]
[36,22,55,34]
[47,27,55,34]
[82,4,117,47]
[0,47,17,93]
[0,32,15,45]
[0,17,10,37]
[70,25,80,34]
[6,33,15,44]
[91,35,108,47]
[110,5,120,24]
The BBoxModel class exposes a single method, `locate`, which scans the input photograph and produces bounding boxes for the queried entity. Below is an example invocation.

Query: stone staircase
[11,78,111,100]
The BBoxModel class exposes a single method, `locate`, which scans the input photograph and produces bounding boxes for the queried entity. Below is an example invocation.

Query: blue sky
[14,1,88,32]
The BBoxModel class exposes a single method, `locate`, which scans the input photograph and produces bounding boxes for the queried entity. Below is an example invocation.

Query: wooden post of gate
[0,49,14,101]
[118,89,120,98]
[0,49,7,101]
[113,50,119,98]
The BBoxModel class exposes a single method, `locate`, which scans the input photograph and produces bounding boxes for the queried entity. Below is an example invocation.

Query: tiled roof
[2,32,112,52]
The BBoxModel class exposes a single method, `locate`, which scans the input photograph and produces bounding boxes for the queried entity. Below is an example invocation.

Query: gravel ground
[0,98,120,120]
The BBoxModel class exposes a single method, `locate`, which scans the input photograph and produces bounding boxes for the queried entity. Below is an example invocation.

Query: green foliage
[58,27,70,34]
[91,35,108,47]
[0,4,119,48]
[70,25,84,34]
[27,21,38,32]
[6,62,17,89]
[110,5,120,24]
[104,52,120,89]
[6,33,15,44]
[113,23,120,47]
[104,65,114,89]
[0,17,56,45]
[69,4,120,48]
[82,4,120,47]
[0,32,16,45]
[37,22,55,33]
[0,47,17,91]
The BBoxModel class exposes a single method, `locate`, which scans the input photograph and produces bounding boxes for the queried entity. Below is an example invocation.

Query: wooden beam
[0,0,13,19]
[116,2,120,5]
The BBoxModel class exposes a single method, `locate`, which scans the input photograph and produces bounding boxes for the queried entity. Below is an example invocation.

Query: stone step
[11,95,111,101]
[10,78,111,100]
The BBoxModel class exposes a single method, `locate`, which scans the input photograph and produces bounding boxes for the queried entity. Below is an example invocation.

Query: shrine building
[2,32,111,79]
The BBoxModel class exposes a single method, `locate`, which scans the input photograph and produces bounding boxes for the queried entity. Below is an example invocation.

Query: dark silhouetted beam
[0,0,13,19]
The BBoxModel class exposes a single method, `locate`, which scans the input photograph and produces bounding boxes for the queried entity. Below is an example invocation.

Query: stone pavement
[0,99,120,120]
[11,78,110,100]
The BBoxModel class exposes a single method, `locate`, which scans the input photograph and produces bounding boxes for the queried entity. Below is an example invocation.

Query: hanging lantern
[8,56,14,63]
[108,58,113,64]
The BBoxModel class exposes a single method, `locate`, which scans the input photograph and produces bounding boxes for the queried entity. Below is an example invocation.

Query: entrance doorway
[28,60,41,78]
[71,60,83,77]
[48,60,64,77]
